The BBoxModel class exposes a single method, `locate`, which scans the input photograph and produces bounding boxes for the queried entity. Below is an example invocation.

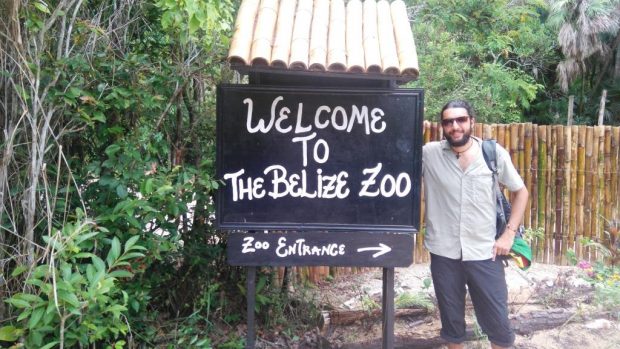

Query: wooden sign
[216,85,423,233]
[227,231,414,267]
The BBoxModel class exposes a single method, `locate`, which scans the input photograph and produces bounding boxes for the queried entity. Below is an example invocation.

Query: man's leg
[465,258,515,349]
[430,253,468,346]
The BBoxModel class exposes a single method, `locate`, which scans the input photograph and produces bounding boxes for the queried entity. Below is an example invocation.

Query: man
[422,100,529,349]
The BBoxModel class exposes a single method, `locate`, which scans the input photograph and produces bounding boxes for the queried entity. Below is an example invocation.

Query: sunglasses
[441,116,470,127]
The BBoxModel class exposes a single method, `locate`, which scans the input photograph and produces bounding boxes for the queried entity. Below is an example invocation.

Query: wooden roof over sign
[227,0,419,82]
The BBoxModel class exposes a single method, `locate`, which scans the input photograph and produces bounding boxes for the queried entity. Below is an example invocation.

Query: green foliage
[566,248,579,266]
[157,0,233,42]
[523,226,545,244]
[85,130,214,238]
[574,233,620,309]
[576,259,620,308]
[348,283,380,318]
[217,335,245,349]
[1,212,146,348]
[395,291,435,311]
[546,0,620,123]
[5,0,616,347]
[579,229,619,265]
[2,0,238,347]
[360,294,380,312]
[165,312,214,349]
[422,277,432,290]
[234,269,322,337]
[408,0,559,123]
[471,318,489,342]
[594,279,620,309]
[467,63,543,123]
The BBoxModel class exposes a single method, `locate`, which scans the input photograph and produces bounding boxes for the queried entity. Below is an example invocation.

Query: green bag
[509,237,532,270]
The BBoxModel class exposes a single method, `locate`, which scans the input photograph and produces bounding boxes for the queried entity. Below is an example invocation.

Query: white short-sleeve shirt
[422,137,524,261]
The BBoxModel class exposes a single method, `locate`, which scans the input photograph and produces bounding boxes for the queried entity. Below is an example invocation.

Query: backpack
[480,139,521,240]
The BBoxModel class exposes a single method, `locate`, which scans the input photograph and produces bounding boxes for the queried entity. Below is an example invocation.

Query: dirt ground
[310,263,620,349]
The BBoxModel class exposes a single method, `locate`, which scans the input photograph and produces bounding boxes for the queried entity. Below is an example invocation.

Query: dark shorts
[430,253,515,347]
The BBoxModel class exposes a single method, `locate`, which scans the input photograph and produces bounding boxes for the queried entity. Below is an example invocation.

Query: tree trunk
[336,309,578,349]
[320,308,430,328]
[567,95,574,126]
[510,308,576,335]
[615,40,620,81]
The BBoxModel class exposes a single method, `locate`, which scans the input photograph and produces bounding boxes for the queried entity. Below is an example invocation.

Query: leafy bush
[576,259,620,308]
[573,232,620,309]
[0,211,146,348]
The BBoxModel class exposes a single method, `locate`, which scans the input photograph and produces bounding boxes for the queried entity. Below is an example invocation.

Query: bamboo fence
[282,123,620,284]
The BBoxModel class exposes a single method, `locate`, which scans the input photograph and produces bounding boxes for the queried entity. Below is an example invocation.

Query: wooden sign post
[217,84,423,348]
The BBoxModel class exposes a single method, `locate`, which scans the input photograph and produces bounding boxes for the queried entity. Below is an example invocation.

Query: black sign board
[227,231,414,267]
[216,85,423,232]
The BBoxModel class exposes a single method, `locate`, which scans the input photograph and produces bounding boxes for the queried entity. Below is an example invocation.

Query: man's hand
[492,231,515,261]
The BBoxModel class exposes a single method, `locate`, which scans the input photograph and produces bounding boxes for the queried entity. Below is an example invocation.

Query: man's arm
[492,186,529,260]
[507,186,529,231]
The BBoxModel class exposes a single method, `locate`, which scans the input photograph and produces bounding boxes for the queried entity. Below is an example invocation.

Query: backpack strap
[482,139,508,236]
[481,139,498,174]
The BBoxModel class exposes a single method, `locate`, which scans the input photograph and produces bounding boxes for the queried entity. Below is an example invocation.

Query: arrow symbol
[357,243,391,258]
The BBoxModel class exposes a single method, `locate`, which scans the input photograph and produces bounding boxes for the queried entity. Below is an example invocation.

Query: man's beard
[445,130,471,147]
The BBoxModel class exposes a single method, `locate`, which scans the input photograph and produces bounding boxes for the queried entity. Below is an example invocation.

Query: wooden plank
[497,124,506,149]
[414,229,425,264]
[518,123,526,179]
[554,125,563,265]
[612,127,620,232]
[524,123,533,228]
[430,121,438,142]
[594,126,605,257]
[418,118,428,266]
[561,126,571,265]
[584,127,594,242]
[603,127,612,233]
[531,124,539,230]
[576,126,587,260]
[569,126,578,249]
[589,126,599,260]
[474,122,483,138]
[483,123,492,139]
[536,126,548,263]
[547,125,555,264]
[418,121,432,264]
[591,127,601,244]
[511,124,519,171]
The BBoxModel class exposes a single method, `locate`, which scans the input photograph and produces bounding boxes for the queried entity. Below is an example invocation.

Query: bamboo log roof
[227,0,419,82]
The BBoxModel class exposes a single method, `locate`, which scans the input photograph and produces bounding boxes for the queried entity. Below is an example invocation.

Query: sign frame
[216,85,424,233]
[227,231,414,267]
